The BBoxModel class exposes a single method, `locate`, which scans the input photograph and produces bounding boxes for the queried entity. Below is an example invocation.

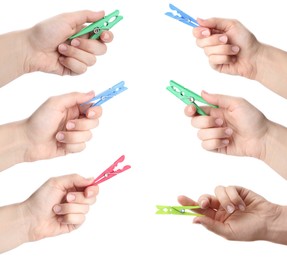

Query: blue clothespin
[165,3,199,28]
[82,81,127,107]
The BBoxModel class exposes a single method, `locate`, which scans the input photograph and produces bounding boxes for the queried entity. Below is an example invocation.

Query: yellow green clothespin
[156,205,204,216]
[167,80,218,116]
[69,10,123,40]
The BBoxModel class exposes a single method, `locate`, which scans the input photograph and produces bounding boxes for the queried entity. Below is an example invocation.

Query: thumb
[54,91,95,109]
[201,91,238,110]
[197,17,232,32]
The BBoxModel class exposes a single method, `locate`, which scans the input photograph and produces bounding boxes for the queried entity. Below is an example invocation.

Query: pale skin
[0,10,114,87]
[193,18,287,98]
[0,91,102,171]
[184,92,287,179]
[0,174,99,253]
[178,185,287,245]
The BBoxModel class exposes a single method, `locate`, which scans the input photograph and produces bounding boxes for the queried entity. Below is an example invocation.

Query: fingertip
[184,105,196,116]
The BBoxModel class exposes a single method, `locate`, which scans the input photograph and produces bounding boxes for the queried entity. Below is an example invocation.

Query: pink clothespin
[89,155,131,186]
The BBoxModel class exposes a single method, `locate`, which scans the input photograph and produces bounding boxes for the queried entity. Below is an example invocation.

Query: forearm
[0,30,28,87]
[0,120,27,171]
[262,121,287,179]
[255,44,287,99]
[0,203,29,253]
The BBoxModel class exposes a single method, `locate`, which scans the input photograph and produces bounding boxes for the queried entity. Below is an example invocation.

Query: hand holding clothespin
[69,10,123,40]
[167,80,218,116]
[88,155,131,187]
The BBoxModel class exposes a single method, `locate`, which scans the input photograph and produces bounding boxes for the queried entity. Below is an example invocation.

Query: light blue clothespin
[165,3,199,28]
[82,81,127,107]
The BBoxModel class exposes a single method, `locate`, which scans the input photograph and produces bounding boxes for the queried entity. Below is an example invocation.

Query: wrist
[265,205,287,245]
[0,120,29,171]
[262,121,287,178]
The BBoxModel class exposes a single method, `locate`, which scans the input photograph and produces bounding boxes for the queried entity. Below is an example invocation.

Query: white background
[1,0,287,258]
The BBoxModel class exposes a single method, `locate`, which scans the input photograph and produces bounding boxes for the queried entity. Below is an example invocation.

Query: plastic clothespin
[165,3,199,28]
[89,155,131,186]
[69,10,123,40]
[82,81,127,108]
[156,205,203,216]
[166,80,218,116]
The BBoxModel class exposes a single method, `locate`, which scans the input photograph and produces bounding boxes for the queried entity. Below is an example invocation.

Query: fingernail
[201,30,210,36]
[231,46,240,53]
[215,118,223,126]
[56,132,64,141]
[53,205,61,213]
[88,111,96,118]
[102,33,110,41]
[86,190,94,198]
[222,139,229,145]
[71,39,80,47]
[239,204,245,211]
[227,205,234,214]
[200,199,208,209]
[219,35,228,43]
[67,193,76,202]
[225,128,233,136]
[66,122,75,130]
[58,44,67,52]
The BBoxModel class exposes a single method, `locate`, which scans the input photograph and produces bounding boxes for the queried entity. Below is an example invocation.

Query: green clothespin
[166,80,218,116]
[156,205,204,216]
[69,10,123,40]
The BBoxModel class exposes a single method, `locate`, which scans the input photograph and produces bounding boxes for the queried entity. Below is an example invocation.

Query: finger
[177,195,203,215]
[209,54,236,67]
[100,31,114,43]
[184,105,197,117]
[197,127,233,141]
[58,214,86,225]
[191,115,219,129]
[197,17,235,33]
[48,91,95,110]
[60,143,87,154]
[47,174,94,190]
[86,106,103,119]
[193,26,211,39]
[201,138,230,151]
[53,203,89,215]
[196,34,228,48]
[66,118,99,131]
[201,91,241,110]
[66,187,99,205]
[59,56,89,75]
[70,38,108,55]
[203,45,240,57]
[215,186,235,214]
[58,43,97,66]
[56,130,92,144]
[197,194,220,210]
[225,186,246,211]
[68,10,105,33]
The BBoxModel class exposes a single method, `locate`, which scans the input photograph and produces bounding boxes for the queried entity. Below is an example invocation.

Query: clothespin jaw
[69,10,123,40]
[156,205,203,216]
[82,81,128,108]
[90,155,131,186]
[165,3,199,28]
[167,80,218,116]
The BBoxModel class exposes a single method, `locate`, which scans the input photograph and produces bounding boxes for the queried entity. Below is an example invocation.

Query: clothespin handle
[156,205,203,216]
[69,10,123,40]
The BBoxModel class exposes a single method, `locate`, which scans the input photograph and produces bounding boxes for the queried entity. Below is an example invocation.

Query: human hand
[184,91,269,159]
[22,91,102,162]
[178,186,280,242]
[21,174,98,242]
[25,10,114,75]
[193,18,262,79]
